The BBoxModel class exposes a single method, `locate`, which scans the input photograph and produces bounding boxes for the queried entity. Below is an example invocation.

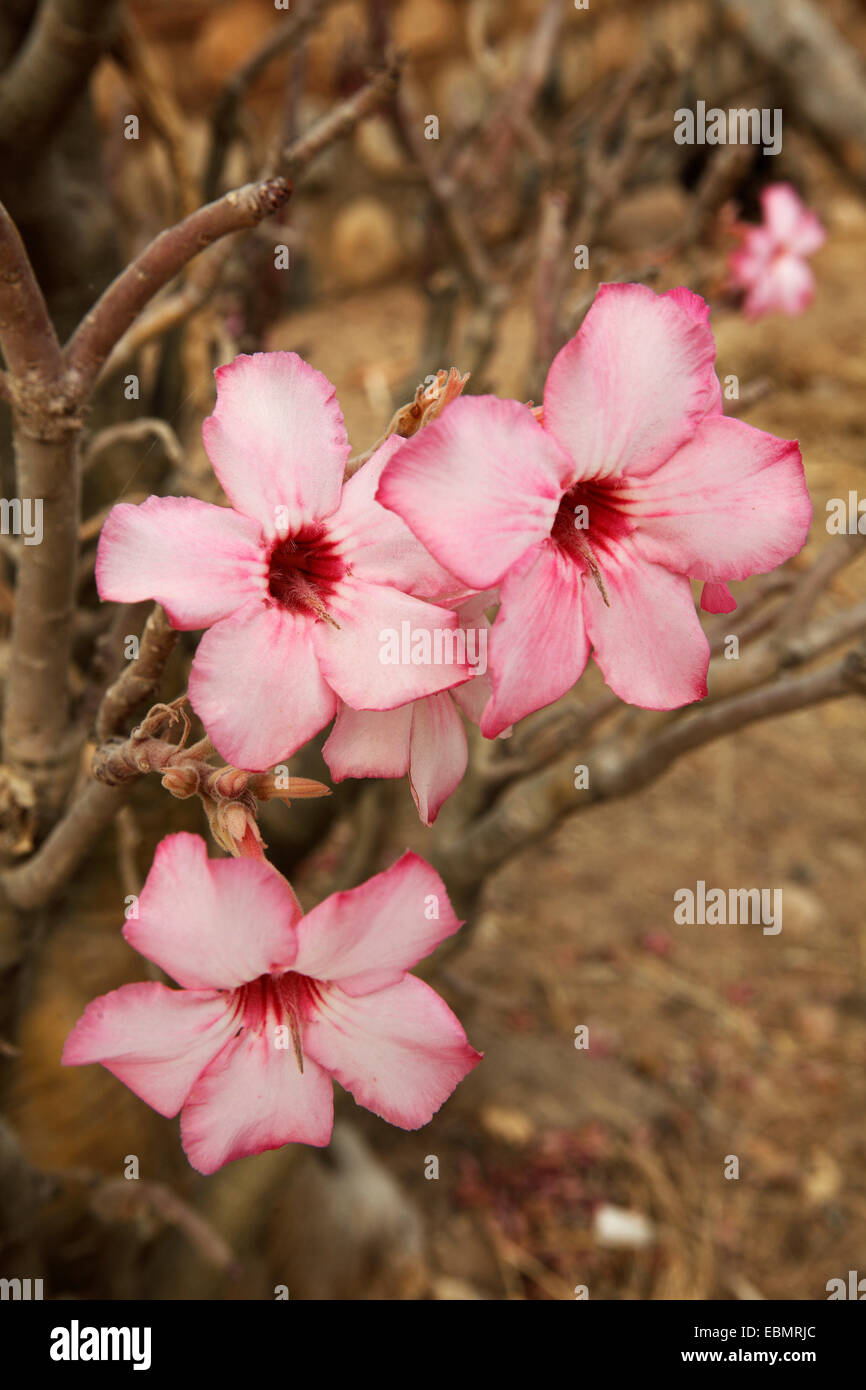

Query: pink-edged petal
[313,581,471,710]
[762,184,825,256]
[583,540,709,709]
[408,692,468,825]
[202,352,349,540]
[96,496,265,630]
[303,974,481,1129]
[293,851,462,996]
[701,580,737,614]
[481,541,590,738]
[180,1030,333,1173]
[451,669,492,725]
[543,282,718,483]
[330,437,458,600]
[629,415,811,581]
[125,833,300,989]
[376,396,573,589]
[62,983,234,1118]
[189,600,338,769]
[662,288,722,416]
[323,702,412,781]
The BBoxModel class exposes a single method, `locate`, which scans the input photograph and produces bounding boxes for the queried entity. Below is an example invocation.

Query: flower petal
[543,282,718,482]
[747,255,815,318]
[189,600,338,768]
[762,184,825,256]
[701,580,737,614]
[376,396,572,588]
[96,496,265,630]
[202,352,349,539]
[126,833,300,988]
[481,541,590,737]
[313,581,471,709]
[583,539,709,709]
[62,983,234,1118]
[408,692,468,825]
[180,1030,333,1173]
[293,851,462,995]
[303,974,481,1129]
[322,702,412,782]
[630,415,811,581]
[330,437,459,600]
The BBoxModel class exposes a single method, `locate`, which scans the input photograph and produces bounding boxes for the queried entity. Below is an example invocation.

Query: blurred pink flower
[96,352,469,770]
[377,283,811,729]
[728,183,826,319]
[63,834,480,1174]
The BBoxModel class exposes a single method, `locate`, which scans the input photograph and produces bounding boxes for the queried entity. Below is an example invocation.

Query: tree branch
[205,0,339,200]
[436,644,866,898]
[0,199,63,389]
[63,176,293,398]
[0,0,120,153]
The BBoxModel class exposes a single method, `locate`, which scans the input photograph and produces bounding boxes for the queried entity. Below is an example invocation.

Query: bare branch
[277,59,401,179]
[205,0,340,200]
[0,199,62,388]
[63,176,293,398]
[437,644,866,896]
[94,604,177,743]
[0,0,120,152]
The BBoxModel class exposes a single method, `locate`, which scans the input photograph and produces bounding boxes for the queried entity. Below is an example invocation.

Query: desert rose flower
[377,283,811,732]
[728,183,826,319]
[96,352,469,770]
[323,592,496,825]
[62,834,480,1175]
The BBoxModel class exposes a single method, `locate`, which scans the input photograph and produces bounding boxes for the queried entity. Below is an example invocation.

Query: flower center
[551,481,632,607]
[231,971,323,1073]
[267,525,345,625]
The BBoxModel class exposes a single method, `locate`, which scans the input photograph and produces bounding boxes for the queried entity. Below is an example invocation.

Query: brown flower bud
[205,795,267,859]
[161,764,199,798]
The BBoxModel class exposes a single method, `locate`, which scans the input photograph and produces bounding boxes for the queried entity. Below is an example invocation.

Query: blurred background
[1,0,865,1300]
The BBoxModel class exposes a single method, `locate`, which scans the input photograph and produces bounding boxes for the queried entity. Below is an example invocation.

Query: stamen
[573,533,610,607]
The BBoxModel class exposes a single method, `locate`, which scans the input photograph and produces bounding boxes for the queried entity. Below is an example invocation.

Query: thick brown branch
[0,199,62,387]
[0,0,119,152]
[0,776,127,909]
[63,176,292,397]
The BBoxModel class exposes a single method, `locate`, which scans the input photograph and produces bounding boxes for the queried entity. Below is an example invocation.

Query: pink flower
[728,184,826,319]
[62,834,480,1175]
[96,353,469,770]
[323,592,496,825]
[377,284,812,731]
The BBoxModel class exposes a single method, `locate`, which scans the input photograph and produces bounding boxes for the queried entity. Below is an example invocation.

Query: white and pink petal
[62,982,235,1118]
[543,282,719,483]
[629,415,811,581]
[180,1028,333,1174]
[96,496,265,630]
[189,600,338,769]
[376,396,572,589]
[481,541,590,738]
[292,851,462,996]
[126,833,300,990]
[303,974,481,1129]
[202,352,349,540]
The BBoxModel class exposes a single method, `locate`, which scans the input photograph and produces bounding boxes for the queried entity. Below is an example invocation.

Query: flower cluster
[66,279,813,1173]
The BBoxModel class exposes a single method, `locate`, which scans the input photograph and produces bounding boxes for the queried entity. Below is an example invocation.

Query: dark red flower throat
[267,525,344,625]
